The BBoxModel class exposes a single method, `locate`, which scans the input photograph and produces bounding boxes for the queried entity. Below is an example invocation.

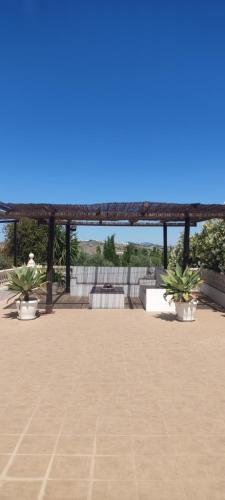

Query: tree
[4,219,48,265]
[0,250,13,270]
[122,243,136,266]
[149,246,163,266]
[122,243,163,267]
[169,219,225,272]
[54,225,79,265]
[103,235,119,265]
[96,245,102,256]
[3,218,79,266]
[76,250,112,266]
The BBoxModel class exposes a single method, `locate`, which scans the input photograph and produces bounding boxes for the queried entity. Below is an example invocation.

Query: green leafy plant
[103,235,120,265]
[7,266,46,302]
[161,264,202,303]
[169,219,225,273]
[52,269,65,287]
[3,218,79,266]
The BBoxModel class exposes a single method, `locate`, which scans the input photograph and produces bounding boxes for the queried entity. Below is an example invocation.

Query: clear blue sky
[0,0,225,244]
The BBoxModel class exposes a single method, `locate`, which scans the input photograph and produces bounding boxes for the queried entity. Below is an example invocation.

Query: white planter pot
[175,300,198,321]
[16,299,38,320]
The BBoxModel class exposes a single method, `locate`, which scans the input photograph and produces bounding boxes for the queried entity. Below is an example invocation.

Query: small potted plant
[52,269,65,294]
[161,264,202,321]
[7,265,46,320]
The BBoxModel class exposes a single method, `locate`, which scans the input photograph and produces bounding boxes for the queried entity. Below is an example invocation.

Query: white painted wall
[200,269,225,308]
[200,282,225,308]
[70,266,164,297]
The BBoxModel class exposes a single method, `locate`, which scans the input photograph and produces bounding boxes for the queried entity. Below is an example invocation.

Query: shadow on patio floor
[2,311,18,320]
[154,312,177,322]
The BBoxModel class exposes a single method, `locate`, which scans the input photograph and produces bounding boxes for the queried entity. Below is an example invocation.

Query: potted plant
[52,269,65,294]
[7,265,46,320]
[161,264,202,321]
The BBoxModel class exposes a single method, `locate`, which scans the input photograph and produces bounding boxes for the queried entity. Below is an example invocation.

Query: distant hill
[79,240,164,256]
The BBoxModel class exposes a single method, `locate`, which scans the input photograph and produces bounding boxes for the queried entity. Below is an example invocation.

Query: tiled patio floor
[0,305,225,499]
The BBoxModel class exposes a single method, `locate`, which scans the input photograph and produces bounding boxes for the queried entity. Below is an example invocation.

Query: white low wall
[70,266,164,298]
[201,282,225,308]
[201,269,225,291]
[139,286,176,313]
[200,269,225,308]
[72,283,142,297]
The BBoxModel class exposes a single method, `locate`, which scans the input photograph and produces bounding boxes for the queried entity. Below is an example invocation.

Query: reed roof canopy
[1,201,225,224]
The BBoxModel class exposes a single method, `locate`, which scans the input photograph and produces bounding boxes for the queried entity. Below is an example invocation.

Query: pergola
[1,200,225,312]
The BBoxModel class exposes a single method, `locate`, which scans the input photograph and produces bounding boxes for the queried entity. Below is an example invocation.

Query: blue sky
[0,0,225,244]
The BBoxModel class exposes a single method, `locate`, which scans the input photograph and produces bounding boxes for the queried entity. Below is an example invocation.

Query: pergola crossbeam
[0,201,225,223]
[56,221,197,227]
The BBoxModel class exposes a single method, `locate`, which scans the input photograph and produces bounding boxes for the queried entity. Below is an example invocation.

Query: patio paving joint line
[37,402,70,500]
[0,377,56,484]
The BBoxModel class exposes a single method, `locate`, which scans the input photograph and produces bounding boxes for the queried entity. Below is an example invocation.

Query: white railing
[0,268,17,286]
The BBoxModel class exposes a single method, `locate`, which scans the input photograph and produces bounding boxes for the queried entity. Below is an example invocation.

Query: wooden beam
[13,220,17,267]
[57,221,197,227]
[46,216,55,313]
[183,216,190,270]
[163,223,168,269]
[65,222,71,293]
[0,218,197,227]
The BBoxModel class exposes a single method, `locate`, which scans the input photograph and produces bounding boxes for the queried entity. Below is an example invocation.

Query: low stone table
[90,286,124,309]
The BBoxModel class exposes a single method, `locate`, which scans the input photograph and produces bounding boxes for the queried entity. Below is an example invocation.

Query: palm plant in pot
[7,266,46,320]
[161,264,202,321]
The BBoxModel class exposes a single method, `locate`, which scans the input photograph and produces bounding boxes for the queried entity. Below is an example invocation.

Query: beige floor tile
[0,480,42,499]
[92,480,137,500]
[0,416,27,434]
[62,417,97,434]
[49,455,91,479]
[0,455,11,473]
[198,417,225,434]
[205,435,225,454]
[99,399,129,413]
[177,454,225,480]
[172,434,208,454]
[3,407,33,420]
[183,480,225,500]
[165,416,199,434]
[7,454,50,478]
[97,416,132,435]
[96,435,132,455]
[130,398,160,413]
[131,414,167,434]
[0,434,20,454]
[56,435,94,455]
[67,407,99,418]
[138,480,186,500]
[43,480,89,499]
[26,417,63,434]
[17,434,57,454]
[135,455,178,481]
[133,435,175,455]
[94,455,134,480]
